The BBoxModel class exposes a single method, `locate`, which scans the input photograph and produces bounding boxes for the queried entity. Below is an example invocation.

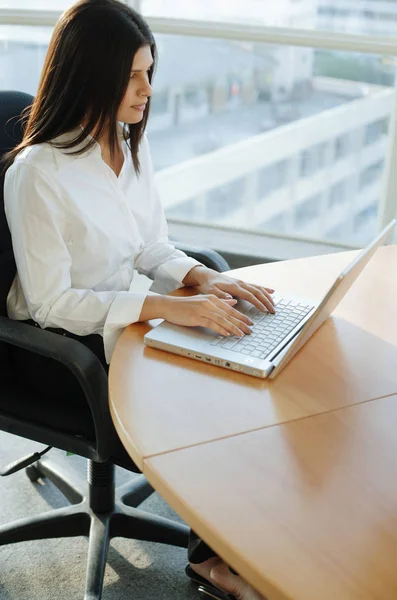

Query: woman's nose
[140,81,152,97]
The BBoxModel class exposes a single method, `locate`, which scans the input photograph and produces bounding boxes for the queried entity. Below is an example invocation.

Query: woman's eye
[130,68,151,80]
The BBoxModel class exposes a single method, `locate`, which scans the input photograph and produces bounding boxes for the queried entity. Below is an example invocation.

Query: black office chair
[0,90,230,600]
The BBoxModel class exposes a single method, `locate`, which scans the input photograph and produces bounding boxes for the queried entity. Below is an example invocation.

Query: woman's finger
[213,280,275,306]
[202,312,249,337]
[212,297,254,326]
[233,285,275,313]
[244,283,275,309]
[213,306,252,336]
[199,317,233,337]
[206,297,253,335]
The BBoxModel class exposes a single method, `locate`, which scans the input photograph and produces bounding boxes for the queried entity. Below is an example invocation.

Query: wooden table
[109,245,397,600]
[146,394,397,600]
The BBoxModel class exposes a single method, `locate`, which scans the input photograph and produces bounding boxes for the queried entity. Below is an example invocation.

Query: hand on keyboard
[211,298,314,359]
[187,268,276,314]
[161,294,254,338]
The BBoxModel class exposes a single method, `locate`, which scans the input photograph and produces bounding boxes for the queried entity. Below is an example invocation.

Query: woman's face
[117,45,153,124]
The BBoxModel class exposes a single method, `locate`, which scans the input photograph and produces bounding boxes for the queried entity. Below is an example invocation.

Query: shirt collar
[50,121,127,170]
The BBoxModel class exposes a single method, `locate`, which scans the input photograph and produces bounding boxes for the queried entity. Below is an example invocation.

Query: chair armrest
[0,316,114,458]
[172,241,230,273]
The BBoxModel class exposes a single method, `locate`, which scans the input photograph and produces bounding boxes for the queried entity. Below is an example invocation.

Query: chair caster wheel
[26,464,41,482]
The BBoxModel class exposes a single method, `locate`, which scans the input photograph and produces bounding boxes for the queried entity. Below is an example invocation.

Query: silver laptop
[144,220,396,379]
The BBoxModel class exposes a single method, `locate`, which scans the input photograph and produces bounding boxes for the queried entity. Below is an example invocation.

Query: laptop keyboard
[210,299,314,360]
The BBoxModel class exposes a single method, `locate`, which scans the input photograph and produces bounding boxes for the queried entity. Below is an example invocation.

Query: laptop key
[210,336,224,346]
[222,339,240,350]
[220,300,315,359]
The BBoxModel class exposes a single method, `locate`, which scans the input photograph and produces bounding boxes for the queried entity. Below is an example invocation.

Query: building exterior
[160,77,391,246]
[317,0,397,37]
[148,0,394,245]
[143,0,396,245]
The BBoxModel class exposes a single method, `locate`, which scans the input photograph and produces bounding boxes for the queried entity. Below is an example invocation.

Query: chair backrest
[0,90,34,317]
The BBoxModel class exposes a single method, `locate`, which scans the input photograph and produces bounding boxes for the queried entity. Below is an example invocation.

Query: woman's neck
[80,119,123,157]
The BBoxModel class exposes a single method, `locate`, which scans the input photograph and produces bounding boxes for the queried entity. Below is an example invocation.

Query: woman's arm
[4,161,162,361]
[132,135,203,294]
[5,155,252,360]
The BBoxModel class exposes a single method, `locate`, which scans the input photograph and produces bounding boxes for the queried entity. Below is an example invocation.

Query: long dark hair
[1,0,156,176]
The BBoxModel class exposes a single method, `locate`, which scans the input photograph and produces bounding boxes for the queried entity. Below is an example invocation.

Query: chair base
[0,457,190,600]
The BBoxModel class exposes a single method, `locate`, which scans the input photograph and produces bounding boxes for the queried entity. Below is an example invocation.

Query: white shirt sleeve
[5,162,155,363]
[134,135,201,294]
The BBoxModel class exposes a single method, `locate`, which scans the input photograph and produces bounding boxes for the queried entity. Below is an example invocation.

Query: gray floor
[0,431,200,600]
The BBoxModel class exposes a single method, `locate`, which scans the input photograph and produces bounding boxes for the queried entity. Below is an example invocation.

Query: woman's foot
[189,560,266,600]
[189,557,223,582]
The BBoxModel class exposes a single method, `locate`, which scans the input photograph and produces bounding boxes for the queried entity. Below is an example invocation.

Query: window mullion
[378,68,397,242]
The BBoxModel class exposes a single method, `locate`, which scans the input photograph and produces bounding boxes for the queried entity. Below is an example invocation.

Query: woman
[2,1,273,598]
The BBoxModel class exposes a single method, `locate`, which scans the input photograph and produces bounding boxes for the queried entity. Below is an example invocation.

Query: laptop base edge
[144,338,273,379]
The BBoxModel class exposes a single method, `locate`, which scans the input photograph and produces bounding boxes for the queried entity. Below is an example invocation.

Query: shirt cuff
[149,257,202,294]
[103,290,159,364]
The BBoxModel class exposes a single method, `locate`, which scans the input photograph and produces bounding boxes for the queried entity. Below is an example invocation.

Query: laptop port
[205,357,212,362]
[225,362,231,367]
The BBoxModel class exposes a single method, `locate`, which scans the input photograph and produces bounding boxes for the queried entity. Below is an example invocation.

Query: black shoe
[185,565,236,600]
[198,584,236,599]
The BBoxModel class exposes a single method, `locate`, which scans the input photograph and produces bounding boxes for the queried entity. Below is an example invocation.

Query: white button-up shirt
[4,125,200,363]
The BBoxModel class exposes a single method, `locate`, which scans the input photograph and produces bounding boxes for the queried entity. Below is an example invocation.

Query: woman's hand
[162,295,254,338]
[183,266,275,314]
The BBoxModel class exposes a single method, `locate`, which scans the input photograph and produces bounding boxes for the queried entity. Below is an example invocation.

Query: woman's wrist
[182,265,212,287]
[139,294,174,321]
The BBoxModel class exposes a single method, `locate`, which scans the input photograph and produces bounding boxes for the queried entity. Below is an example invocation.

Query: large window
[1,0,397,255]
[0,26,52,95]
[149,37,394,247]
